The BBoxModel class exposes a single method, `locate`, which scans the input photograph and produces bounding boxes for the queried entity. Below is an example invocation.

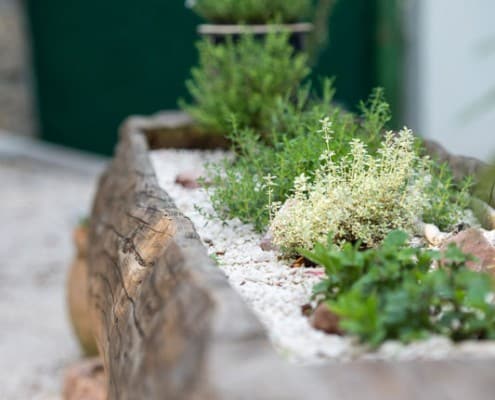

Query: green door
[25,1,385,155]
[315,0,377,112]
[26,1,200,155]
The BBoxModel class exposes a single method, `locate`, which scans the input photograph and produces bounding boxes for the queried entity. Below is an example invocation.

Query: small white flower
[263,173,277,187]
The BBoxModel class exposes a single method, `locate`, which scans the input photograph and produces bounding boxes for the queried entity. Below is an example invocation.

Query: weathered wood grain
[87,117,495,400]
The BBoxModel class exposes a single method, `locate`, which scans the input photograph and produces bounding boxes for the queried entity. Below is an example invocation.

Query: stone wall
[0,0,34,135]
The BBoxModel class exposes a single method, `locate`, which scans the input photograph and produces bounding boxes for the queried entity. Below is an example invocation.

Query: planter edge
[87,116,495,400]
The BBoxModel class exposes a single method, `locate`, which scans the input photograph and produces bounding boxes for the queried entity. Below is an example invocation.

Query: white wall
[405,0,495,162]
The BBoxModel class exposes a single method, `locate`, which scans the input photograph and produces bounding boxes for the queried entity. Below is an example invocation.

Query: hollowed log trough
[88,113,495,400]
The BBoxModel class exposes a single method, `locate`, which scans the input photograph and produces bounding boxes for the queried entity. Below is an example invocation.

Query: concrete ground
[0,132,106,399]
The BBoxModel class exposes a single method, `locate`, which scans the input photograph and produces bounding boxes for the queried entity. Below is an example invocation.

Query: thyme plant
[270,126,428,254]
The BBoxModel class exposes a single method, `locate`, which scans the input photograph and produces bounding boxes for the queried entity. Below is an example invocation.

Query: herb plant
[422,161,473,231]
[205,85,389,232]
[270,126,428,254]
[303,230,495,348]
[181,31,309,137]
[187,0,313,24]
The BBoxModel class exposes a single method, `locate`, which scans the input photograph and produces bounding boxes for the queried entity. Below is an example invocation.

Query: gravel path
[151,149,495,364]
[0,147,102,399]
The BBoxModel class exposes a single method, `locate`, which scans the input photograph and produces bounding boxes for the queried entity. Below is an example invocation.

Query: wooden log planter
[87,113,495,400]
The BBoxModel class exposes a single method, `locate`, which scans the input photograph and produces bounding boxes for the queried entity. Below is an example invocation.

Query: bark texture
[87,118,495,400]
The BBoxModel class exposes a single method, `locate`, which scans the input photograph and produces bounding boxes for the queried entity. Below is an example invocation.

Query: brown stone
[259,231,278,251]
[63,358,106,400]
[311,302,343,335]
[441,228,495,273]
[175,170,202,189]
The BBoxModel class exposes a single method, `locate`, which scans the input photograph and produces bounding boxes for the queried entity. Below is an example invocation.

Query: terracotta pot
[67,226,98,356]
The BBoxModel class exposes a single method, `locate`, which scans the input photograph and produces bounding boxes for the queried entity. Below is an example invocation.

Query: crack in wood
[103,249,145,340]
[125,211,170,234]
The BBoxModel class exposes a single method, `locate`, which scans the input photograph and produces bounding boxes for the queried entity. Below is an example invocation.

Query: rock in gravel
[311,303,343,335]
[441,228,495,273]
[423,223,449,247]
[260,231,278,251]
[63,358,106,400]
[175,169,203,189]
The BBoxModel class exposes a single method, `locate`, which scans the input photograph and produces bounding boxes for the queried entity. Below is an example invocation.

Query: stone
[441,228,495,273]
[310,303,343,335]
[63,358,106,400]
[422,223,448,247]
[259,231,278,251]
[175,169,203,189]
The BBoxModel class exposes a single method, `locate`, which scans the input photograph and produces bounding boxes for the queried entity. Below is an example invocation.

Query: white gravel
[151,149,495,364]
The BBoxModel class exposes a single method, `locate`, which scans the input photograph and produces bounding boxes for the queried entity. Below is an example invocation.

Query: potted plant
[180,30,310,138]
[186,0,336,51]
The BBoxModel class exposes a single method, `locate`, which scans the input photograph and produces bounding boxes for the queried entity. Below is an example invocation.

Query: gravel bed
[151,149,495,364]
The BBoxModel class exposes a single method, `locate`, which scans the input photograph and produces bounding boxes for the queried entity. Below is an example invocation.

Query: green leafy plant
[181,31,309,137]
[270,126,428,254]
[205,85,389,231]
[187,0,313,24]
[303,230,495,348]
[204,83,474,238]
